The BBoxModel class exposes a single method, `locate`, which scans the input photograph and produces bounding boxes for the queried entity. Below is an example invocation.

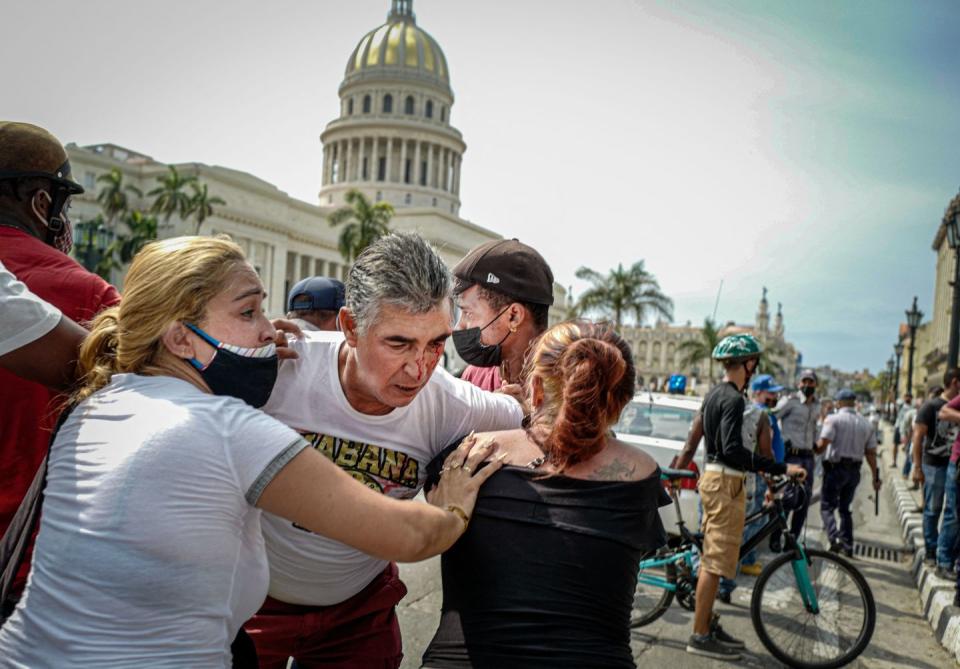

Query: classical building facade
[66,0,568,324]
[621,289,799,394]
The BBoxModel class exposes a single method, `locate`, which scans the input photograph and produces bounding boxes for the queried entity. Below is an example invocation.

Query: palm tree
[573,261,673,330]
[186,182,226,234]
[148,165,197,222]
[677,317,722,383]
[96,210,158,278]
[328,189,394,263]
[96,168,142,225]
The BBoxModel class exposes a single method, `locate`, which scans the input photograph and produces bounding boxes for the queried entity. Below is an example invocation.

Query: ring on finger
[463,465,472,473]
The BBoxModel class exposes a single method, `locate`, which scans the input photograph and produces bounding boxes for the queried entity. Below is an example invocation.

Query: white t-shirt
[0,374,307,668]
[261,330,524,605]
[0,258,62,356]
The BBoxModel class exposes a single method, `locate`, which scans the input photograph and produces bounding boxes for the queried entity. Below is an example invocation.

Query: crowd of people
[0,118,924,667]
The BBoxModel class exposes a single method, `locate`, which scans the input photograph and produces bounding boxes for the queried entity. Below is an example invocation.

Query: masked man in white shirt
[245,233,524,669]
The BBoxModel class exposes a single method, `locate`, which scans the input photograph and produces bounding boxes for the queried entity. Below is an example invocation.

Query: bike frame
[641,479,820,613]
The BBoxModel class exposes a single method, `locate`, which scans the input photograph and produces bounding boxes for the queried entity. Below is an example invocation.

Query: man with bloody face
[245,232,523,669]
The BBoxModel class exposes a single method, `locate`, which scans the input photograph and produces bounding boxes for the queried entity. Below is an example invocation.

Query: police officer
[815,388,880,557]
[774,369,820,544]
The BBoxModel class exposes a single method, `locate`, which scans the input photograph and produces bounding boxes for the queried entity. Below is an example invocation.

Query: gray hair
[346,232,452,334]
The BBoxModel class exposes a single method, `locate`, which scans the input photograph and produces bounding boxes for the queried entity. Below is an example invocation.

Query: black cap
[287,276,345,312]
[452,239,554,306]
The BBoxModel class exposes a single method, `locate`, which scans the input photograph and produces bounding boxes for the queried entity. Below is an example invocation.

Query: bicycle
[631,467,876,669]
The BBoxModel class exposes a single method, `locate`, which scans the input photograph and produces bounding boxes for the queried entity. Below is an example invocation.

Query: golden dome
[344,1,449,89]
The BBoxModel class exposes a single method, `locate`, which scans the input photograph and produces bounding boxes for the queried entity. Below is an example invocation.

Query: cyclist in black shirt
[674,333,805,661]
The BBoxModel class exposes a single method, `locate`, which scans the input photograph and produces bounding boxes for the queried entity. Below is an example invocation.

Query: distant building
[621,288,799,394]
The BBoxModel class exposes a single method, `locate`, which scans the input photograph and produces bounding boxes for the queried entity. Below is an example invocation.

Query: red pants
[245,563,407,669]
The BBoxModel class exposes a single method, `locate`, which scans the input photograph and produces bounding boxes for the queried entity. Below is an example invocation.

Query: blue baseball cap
[834,388,857,401]
[287,276,345,313]
[751,374,784,393]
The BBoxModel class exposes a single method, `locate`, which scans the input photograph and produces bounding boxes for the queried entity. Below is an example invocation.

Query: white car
[613,392,703,536]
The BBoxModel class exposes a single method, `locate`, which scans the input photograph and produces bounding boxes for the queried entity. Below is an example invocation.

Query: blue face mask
[185,323,279,408]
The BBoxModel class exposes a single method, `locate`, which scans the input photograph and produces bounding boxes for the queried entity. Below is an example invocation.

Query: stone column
[371,136,379,182]
[345,139,353,183]
[386,136,394,183]
[314,258,325,276]
[426,143,434,189]
[414,141,422,185]
[400,139,408,184]
[454,154,462,194]
[321,146,329,185]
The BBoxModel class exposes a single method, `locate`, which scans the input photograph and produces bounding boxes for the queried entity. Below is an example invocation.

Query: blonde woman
[421,321,668,669]
[0,236,496,668]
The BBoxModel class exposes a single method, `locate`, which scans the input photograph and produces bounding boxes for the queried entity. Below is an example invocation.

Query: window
[362,157,368,180]
[425,100,433,118]
[83,171,95,190]
[404,193,411,205]
[615,403,695,442]
[376,191,382,202]
[440,106,446,122]
[383,94,393,113]
[377,157,386,181]
[431,197,437,206]
[404,159,411,184]
[420,160,427,186]
[347,98,354,115]
[362,95,371,113]
[405,95,415,114]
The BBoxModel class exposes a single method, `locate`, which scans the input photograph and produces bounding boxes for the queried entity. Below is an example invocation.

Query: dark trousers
[783,452,815,537]
[820,464,861,551]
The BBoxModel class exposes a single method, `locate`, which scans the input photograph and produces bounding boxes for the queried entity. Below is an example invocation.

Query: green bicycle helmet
[712,333,762,361]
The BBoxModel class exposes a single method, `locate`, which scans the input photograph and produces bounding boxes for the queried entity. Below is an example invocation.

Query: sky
[5,0,959,374]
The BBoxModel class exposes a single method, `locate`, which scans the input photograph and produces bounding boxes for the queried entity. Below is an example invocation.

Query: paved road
[396,430,956,667]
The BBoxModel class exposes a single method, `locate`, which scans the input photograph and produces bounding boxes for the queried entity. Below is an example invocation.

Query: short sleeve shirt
[917,397,954,467]
[945,394,960,463]
[260,331,524,605]
[0,374,307,667]
[0,259,61,356]
[819,408,875,462]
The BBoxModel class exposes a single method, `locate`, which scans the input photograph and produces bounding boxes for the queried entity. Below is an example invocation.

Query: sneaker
[717,589,732,604]
[711,619,746,649]
[687,633,742,660]
[925,553,937,567]
[740,563,763,577]
[936,565,957,580]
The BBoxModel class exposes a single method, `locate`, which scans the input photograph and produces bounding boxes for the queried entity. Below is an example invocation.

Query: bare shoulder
[577,439,659,482]
[469,429,543,465]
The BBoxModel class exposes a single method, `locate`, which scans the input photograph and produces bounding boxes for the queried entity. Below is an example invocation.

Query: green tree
[677,317,721,382]
[96,210,158,278]
[573,261,673,330]
[328,189,394,263]
[148,165,197,221]
[758,341,787,378]
[96,168,142,226]
[186,182,226,234]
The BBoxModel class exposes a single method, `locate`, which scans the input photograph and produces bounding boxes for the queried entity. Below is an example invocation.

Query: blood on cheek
[414,343,444,382]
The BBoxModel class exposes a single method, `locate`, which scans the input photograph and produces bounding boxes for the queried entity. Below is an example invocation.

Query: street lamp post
[905,297,924,397]
[945,209,960,368]
[886,357,895,419]
[893,339,904,404]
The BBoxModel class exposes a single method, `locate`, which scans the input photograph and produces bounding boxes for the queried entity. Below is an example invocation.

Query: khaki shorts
[699,469,747,579]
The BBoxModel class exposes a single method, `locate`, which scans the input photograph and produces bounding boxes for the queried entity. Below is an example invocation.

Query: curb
[888,469,960,662]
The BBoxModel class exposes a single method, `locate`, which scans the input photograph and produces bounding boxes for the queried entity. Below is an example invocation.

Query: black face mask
[765,398,778,409]
[186,323,279,408]
[801,385,816,398]
[452,306,512,368]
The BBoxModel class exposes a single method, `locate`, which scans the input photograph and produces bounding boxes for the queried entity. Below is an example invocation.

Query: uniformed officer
[815,388,880,557]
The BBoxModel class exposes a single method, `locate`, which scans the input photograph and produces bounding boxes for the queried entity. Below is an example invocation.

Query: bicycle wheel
[630,552,676,628]
[750,548,876,669]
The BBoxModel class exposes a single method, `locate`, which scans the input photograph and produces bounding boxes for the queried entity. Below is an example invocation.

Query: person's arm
[757,413,773,459]
[939,403,960,424]
[815,415,835,456]
[442,369,524,444]
[912,422,927,485]
[258,436,503,562]
[671,411,703,469]
[0,313,86,390]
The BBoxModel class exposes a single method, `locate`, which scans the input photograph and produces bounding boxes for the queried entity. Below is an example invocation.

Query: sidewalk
[882,423,960,663]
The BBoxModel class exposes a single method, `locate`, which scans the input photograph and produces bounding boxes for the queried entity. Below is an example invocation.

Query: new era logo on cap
[486,273,500,284]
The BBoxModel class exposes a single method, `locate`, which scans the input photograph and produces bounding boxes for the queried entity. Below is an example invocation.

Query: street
[396,432,956,668]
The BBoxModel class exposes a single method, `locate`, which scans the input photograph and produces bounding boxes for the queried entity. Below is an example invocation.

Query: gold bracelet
[445,504,470,532]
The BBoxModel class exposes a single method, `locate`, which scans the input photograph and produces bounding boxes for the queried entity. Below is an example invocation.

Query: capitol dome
[343,0,450,93]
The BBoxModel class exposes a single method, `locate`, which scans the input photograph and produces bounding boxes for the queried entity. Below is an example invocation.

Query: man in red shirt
[0,121,121,599]
[451,239,554,392]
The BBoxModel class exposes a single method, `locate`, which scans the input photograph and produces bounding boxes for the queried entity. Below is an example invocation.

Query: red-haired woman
[421,321,668,669]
